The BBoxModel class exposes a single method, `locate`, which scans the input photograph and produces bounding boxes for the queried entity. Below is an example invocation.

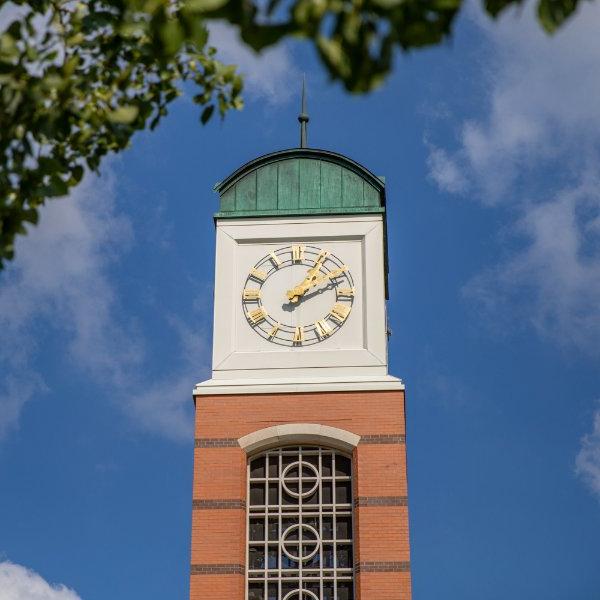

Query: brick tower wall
[190,390,411,600]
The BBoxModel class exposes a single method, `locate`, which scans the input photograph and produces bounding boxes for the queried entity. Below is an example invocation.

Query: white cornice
[193,375,404,396]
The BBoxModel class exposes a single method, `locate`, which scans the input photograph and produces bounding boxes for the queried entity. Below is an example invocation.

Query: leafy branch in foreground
[0,0,587,269]
[0,0,243,268]
[201,0,585,93]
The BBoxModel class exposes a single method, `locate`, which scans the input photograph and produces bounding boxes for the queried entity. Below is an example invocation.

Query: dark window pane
[282,554,297,569]
[305,552,320,568]
[268,484,279,505]
[322,454,332,476]
[336,545,352,568]
[302,479,317,493]
[250,483,265,505]
[323,544,334,567]
[267,584,278,600]
[249,546,265,569]
[282,455,296,469]
[322,482,333,504]
[248,583,264,600]
[268,458,279,477]
[304,454,318,467]
[335,481,351,504]
[335,455,351,476]
[282,582,296,594]
[268,548,278,569]
[304,488,318,505]
[251,457,266,478]
[268,519,279,540]
[322,517,333,539]
[249,518,265,541]
[306,582,320,595]
[302,465,315,477]
[337,582,353,600]
[302,544,318,560]
[283,490,297,505]
[336,517,352,539]
[282,518,296,535]
[323,583,335,600]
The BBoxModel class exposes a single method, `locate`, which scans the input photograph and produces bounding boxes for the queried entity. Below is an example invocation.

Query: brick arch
[237,423,360,455]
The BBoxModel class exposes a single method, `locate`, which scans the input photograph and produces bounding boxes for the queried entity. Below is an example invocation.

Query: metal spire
[298,75,309,148]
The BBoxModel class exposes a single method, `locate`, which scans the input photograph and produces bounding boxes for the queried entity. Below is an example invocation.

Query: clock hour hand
[286,253,328,302]
[286,265,348,303]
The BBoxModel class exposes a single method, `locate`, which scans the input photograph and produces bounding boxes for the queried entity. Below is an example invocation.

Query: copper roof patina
[214,148,386,219]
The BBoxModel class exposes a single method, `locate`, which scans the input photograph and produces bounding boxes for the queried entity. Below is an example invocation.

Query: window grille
[247,446,354,600]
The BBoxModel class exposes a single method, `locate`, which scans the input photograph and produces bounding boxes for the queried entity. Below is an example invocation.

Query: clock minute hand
[312,267,348,286]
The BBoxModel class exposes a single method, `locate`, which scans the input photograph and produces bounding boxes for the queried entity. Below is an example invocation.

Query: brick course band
[194,438,238,448]
[354,496,408,507]
[192,499,245,510]
[355,561,411,573]
[190,564,245,575]
[360,434,405,444]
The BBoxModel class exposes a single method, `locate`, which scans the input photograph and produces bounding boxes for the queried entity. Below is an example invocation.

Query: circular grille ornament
[281,460,319,498]
[281,524,321,562]
[282,589,320,600]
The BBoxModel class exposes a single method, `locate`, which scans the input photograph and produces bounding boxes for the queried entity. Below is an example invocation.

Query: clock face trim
[242,244,355,347]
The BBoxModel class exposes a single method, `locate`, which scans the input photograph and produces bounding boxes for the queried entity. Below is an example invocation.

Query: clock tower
[190,101,411,600]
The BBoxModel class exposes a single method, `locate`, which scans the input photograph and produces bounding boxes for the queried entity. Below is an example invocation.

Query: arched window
[247,446,354,600]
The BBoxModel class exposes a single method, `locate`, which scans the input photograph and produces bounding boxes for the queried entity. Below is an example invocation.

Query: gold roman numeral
[268,322,281,338]
[293,326,304,343]
[329,303,351,323]
[292,245,305,262]
[269,252,282,267]
[248,307,268,324]
[315,319,333,337]
[242,288,261,300]
[336,287,355,298]
[249,268,267,281]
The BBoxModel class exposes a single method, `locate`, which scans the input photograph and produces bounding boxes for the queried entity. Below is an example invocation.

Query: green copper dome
[214,148,386,219]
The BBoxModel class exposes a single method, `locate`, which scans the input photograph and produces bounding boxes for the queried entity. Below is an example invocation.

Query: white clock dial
[242,244,355,347]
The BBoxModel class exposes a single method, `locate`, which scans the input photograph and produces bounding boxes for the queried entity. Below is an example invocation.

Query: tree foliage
[0,0,243,268]
[204,0,584,93]
[0,0,587,269]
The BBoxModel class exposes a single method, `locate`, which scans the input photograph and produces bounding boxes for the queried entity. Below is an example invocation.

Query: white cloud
[576,406,600,500]
[0,562,81,600]
[426,2,600,355]
[463,173,600,353]
[426,144,468,194]
[429,2,600,204]
[0,166,205,442]
[208,21,299,104]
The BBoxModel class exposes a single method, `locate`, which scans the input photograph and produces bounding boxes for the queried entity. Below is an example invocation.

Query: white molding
[193,374,404,396]
[211,214,388,380]
[238,423,361,454]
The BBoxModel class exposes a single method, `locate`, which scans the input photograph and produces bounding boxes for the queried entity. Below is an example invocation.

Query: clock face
[242,244,355,347]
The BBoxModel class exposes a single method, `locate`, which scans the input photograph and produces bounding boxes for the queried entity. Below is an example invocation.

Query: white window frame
[246,445,356,600]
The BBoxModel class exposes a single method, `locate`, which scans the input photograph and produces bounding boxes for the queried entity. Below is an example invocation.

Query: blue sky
[1,3,600,599]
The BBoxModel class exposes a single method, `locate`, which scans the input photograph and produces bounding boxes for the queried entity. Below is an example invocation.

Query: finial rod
[298,75,309,148]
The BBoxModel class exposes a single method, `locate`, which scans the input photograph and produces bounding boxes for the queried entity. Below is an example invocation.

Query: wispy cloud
[0,165,208,442]
[576,406,600,501]
[425,2,600,356]
[463,173,600,353]
[208,21,299,105]
[0,561,82,600]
